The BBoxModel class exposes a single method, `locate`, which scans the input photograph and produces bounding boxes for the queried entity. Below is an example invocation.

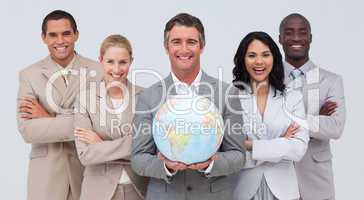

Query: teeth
[178,56,190,60]
[55,46,66,51]
[291,45,303,48]
[111,74,122,78]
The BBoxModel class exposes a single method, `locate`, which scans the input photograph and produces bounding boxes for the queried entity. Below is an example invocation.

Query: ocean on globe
[152,95,224,165]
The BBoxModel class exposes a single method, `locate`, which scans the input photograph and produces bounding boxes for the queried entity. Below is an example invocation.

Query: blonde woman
[74,35,147,200]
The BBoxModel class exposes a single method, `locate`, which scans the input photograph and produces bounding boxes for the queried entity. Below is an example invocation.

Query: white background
[0,0,363,199]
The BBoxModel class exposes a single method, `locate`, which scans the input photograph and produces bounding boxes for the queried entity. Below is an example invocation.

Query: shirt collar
[284,60,316,78]
[171,69,202,94]
[54,53,77,72]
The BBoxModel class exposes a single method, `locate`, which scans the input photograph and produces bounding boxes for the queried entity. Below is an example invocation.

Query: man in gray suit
[131,13,246,200]
[17,10,102,200]
[279,13,346,200]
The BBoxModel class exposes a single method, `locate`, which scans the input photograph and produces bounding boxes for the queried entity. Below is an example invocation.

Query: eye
[246,53,256,58]
[284,30,293,36]
[63,31,72,36]
[106,60,114,64]
[48,32,57,38]
[170,39,181,45]
[119,60,128,65]
[187,39,198,45]
[262,52,272,57]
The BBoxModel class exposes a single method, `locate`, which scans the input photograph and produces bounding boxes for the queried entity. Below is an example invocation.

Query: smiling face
[100,46,132,85]
[244,39,273,83]
[42,19,79,67]
[279,16,312,67]
[164,25,204,77]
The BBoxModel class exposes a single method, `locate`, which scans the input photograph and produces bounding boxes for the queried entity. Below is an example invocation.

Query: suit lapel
[198,71,216,97]
[262,87,283,138]
[97,81,139,139]
[61,54,87,107]
[41,56,67,107]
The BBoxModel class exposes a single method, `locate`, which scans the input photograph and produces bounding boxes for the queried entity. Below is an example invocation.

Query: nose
[56,35,65,44]
[292,32,300,42]
[181,42,189,52]
[112,64,122,73]
[255,56,264,65]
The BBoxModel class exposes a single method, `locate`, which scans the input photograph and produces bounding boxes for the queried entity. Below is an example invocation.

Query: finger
[19,107,33,114]
[76,137,92,144]
[75,134,93,142]
[211,154,219,161]
[326,103,338,110]
[22,97,36,105]
[327,109,336,116]
[290,126,299,132]
[158,153,167,161]
[20,113,33,119]
[176,163,187,170]
[20,101,34,109]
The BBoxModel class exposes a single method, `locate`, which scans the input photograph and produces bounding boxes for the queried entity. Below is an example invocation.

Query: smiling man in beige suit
[17,10,102,200]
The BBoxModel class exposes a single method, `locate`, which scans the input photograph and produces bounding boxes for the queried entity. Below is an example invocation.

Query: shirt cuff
[164,161,178,177]
[198,160,214,174]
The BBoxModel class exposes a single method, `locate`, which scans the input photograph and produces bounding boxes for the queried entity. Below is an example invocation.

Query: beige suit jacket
[74,81,148,200]
[17,54,103,200]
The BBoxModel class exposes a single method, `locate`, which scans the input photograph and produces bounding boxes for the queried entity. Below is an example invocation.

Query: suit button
[186,186,192,191]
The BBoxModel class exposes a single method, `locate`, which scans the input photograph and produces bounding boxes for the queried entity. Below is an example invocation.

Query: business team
[17,10,345,200]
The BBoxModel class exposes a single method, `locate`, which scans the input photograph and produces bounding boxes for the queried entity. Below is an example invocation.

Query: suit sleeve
[252,92,309,162]
[130,92,170,183]
[310,75,346,140]
[74,93,133,166]
[17,71,75,143]
[207,91,246,178]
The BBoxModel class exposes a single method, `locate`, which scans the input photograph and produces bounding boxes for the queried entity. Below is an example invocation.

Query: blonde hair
[99,34,133,59]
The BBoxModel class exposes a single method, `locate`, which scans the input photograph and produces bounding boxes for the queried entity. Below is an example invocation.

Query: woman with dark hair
[232,32,309,200]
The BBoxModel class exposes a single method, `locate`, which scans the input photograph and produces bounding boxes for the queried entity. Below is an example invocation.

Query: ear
[41,33,46,44]
[278,34,282,44]
[164,42,169,54]
[200,43,205,54]
[74,31,79,42]
[130,57,134,64]
[309,33,312,43]
[98,55,103,63]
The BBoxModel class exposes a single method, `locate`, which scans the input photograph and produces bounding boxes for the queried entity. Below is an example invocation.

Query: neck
[286,57,309,69]
[172,65,200,85]
[106,80,127,99]
[251,80,269,97]
[52,53,75,68]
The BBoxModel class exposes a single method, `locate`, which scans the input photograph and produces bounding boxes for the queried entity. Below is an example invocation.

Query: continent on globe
[152,95,224,164]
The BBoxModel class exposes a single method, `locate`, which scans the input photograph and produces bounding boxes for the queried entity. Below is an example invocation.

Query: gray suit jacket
[74,81,148,200]
[17,54,103,200]
[131,72,246,200]
[284,61,346,200]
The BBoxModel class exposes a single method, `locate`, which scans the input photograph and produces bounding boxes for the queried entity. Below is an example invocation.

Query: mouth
[289,44,304,50]
[177,55,193,61]
[54,45,68,53]
[253,67,266,75]
[110,73,124,79]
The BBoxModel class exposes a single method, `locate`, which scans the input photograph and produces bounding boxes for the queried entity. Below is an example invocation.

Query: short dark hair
[279,13,311,34]
[164,13,205,46]
[232,31,285,95]
[42,10,78,35]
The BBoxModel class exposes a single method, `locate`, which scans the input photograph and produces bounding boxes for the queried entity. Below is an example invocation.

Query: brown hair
[164,13,205,46]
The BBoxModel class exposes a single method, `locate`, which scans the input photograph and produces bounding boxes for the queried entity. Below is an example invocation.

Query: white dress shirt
[164,69,214,176]
[54,54,76,86]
